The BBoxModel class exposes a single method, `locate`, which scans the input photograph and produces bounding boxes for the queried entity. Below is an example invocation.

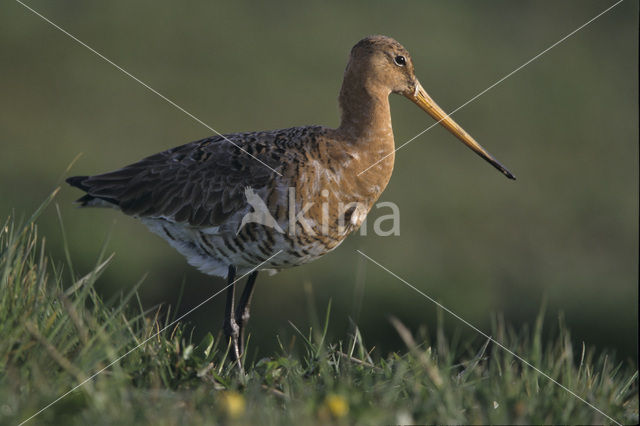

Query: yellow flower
[324,394,349,419]
[221,391,245,418]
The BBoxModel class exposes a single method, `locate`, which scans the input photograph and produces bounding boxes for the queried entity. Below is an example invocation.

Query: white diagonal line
[358,0,625,176]
[18,250,283,426]
[14,0,282,177]
[356,250,622,425]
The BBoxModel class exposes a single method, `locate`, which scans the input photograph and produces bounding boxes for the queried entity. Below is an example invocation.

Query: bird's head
[347,35,515,180]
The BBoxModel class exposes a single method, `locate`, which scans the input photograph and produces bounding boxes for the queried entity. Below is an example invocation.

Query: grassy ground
[1,196,638,425]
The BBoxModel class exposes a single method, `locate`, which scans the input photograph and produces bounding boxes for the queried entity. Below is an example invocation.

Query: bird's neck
[333,73,396,203]
[336,77,394,144]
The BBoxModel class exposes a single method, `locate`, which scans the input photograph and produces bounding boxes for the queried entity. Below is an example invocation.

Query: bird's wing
[67,132,281,227]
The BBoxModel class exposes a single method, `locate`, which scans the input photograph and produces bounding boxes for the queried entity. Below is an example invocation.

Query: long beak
[408,81,515,180]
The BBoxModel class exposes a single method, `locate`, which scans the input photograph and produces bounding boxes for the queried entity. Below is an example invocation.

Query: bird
[67,35,514,367]
[236,187,284,236]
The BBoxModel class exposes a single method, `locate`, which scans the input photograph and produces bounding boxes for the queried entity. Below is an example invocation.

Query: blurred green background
[1,1,637,360]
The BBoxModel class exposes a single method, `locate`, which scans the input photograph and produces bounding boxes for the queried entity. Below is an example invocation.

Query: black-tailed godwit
[67,35,514,366]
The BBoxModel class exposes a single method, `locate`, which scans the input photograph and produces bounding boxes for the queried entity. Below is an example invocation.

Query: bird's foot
[235,308,251,357]
[223,317,243,372]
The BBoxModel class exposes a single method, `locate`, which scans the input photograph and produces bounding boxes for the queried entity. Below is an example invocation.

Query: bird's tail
[66,176,90,191]
[66,176,119,208]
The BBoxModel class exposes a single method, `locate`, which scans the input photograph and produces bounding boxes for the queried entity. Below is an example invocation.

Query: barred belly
[141,218,343,278]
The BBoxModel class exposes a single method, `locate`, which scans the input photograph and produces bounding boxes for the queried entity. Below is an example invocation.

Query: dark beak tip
[489,158,516,181]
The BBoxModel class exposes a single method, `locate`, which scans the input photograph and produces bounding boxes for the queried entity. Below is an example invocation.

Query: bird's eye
[394,55,406,66]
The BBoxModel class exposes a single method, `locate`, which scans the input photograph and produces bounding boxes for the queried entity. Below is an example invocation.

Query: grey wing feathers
[66,134,278,227]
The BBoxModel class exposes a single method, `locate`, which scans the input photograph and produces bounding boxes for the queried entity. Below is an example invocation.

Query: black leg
[235,271,259,355]
[222,265,242,368]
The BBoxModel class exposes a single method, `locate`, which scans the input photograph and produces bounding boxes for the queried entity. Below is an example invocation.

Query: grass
[1,195,638,425]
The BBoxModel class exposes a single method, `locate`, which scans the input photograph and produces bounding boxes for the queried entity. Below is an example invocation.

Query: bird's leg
[235,271,259,356]
[223,265,242,368]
